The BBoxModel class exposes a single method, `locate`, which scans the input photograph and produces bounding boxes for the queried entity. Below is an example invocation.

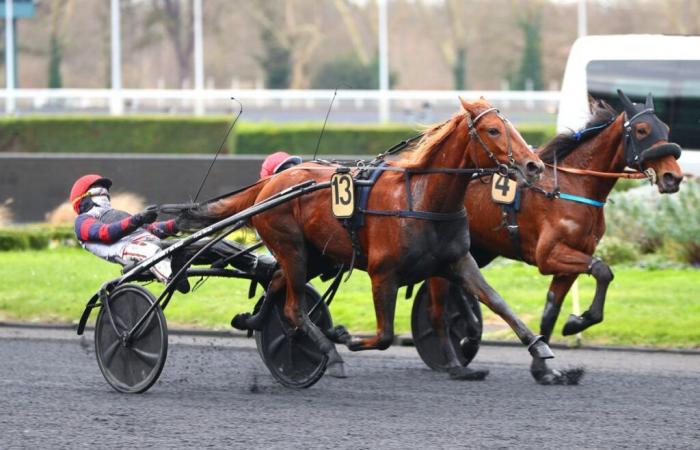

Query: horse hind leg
[531,274,584,385]
[278,245,347,379]
[427,278,488,381]
[450,253,555,360]
[562,258,613,335]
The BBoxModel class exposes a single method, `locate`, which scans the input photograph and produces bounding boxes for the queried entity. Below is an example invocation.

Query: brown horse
[425,92,683,384]
[177,97,547,380]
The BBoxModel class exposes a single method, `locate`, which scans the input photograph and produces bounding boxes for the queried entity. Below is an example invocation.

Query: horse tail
[175,179,271,231]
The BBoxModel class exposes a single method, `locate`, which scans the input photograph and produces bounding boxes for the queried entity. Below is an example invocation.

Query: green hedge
[0,116,233,154]
[0,116,556,155]
[0,225,76,251]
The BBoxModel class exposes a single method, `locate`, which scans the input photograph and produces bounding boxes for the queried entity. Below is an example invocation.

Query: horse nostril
[526,161,543,176]
[662,172,682,187]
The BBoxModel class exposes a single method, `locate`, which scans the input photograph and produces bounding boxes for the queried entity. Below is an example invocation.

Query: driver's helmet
[260,152,302,178]
[69,174,112,213]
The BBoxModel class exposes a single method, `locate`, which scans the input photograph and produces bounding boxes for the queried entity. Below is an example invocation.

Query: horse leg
[530,274,585,385]
[278,246,347,378]
[536,242,614,336]
[427,278,489,380]
[346,272,398,351]
[231,268,285,331]
[449,253,555,360]
[562,259,614,335]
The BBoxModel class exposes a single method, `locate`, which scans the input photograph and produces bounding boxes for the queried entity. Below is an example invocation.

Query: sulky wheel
[255,285,331,389]
[94,284,168,394]
[411,281,483,372]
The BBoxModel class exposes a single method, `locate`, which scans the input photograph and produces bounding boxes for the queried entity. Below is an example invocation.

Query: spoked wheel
[411,281,483,372]
[94,284,168,394]
[255,285,331,389]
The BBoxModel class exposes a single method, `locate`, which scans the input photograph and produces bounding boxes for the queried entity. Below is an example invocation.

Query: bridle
[466,107,515,178]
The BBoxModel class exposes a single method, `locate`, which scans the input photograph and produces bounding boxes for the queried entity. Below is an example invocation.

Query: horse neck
[410,123,475,212]
[559,115,626,200]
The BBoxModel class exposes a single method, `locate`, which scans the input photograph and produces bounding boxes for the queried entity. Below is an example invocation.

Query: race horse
[424,91,683,384]
[177,97,547,380]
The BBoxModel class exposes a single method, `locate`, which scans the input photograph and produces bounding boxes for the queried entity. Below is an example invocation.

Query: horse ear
[458,96,472,113]
[617,89,636,114]
[645,92,654,109]
[587,94,596,113]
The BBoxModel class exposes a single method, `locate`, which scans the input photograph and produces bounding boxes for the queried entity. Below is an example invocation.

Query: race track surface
[1,327,698,449]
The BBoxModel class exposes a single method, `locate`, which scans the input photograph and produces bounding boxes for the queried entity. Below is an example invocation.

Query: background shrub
[595,236,640,265]
[605,177,700,265]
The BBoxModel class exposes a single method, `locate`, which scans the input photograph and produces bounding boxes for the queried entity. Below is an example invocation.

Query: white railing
[0,88,560,123]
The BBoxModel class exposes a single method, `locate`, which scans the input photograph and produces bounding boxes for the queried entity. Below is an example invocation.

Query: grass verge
[0,247,698,348]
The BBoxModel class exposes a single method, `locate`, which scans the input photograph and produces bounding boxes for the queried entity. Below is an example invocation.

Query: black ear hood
[617,89,638,116]
[617,89,682,168]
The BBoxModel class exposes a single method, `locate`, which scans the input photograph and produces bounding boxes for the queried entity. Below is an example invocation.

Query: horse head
[459,97,544,185]
[617,90,683,193]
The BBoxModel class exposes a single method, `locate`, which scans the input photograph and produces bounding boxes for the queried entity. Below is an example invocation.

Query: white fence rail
[0,89,561,124]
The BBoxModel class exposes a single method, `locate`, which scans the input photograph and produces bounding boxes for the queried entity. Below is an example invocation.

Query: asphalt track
[1,327,698,449]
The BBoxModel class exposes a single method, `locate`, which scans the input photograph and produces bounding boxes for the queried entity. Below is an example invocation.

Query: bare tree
[333,0,370,65]
[149,0,195,87]
[48,0,75,88]
[243,0,321,89]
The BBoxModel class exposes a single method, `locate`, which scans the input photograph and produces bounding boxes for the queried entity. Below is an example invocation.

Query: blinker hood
[617,89,682,169]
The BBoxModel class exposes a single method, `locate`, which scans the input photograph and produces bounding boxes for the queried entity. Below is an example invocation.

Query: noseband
[466,107,515,177]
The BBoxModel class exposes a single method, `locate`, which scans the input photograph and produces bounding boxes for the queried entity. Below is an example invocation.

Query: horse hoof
[529,339,555,359]
[562,314,588,336]
[534,367,585,385]
[448,366,489,381]
[231,313,252,331]
[327,360,347,379]
[347,337,364,352]
[327,325,351,344]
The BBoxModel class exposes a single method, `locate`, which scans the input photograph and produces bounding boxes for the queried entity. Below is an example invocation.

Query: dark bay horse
[177,97,547,380]
[425,92,683,384]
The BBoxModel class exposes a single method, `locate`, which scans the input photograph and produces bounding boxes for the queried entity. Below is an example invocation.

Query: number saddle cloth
[492,177,524,260]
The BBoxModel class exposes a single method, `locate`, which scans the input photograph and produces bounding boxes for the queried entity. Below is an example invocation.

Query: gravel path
[1,327,698,449]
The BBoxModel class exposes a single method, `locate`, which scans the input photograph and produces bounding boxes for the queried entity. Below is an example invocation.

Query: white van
[557,34,700,175]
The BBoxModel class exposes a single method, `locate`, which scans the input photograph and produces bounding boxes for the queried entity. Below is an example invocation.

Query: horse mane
[537,99,618,164]
[394,113,461,169]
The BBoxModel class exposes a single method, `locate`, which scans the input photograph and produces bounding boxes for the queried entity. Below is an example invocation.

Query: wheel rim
[411,282,482,372]
[95,284,168,393]
[255,286,331,389]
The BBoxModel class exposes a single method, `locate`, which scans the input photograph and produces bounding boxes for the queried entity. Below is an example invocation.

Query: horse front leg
[346,272,398,351]
[449,253,555,360]
[427,277,489,380]
[536,242,614,336]
[531,274,585,385]
[561,259,614,335]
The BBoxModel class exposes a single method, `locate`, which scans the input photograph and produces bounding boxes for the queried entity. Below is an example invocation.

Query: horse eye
[487,127,500,137]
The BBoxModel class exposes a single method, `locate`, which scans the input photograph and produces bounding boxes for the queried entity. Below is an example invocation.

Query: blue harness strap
[557,192,605,208]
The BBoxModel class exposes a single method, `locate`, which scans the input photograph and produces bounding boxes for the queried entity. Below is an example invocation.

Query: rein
[543,163,648,179]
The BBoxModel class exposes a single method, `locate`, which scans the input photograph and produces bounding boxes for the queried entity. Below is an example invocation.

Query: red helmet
[69,174,112,213]
[260,152,302,178]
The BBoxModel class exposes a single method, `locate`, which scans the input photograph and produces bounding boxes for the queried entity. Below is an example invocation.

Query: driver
[260,151,302,178]
[70,174,276,292]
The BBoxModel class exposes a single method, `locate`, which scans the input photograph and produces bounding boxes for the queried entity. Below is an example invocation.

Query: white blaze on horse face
[508,122,530,152]
[559,218,580,235]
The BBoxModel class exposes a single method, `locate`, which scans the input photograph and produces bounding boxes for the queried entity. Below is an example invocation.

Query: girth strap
[360,208,467,221]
